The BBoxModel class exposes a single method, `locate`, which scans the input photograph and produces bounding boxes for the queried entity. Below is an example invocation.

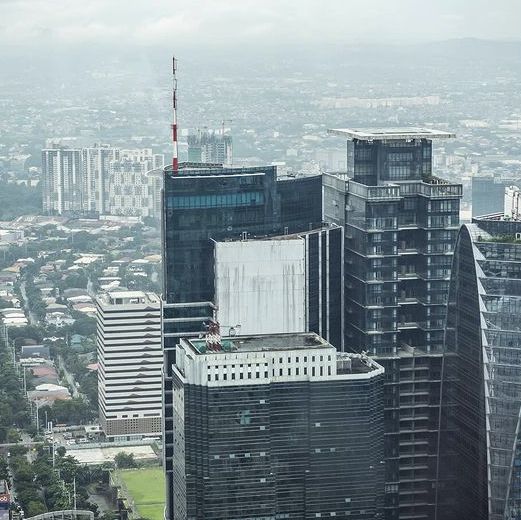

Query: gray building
[161,164,324,517]
[437,215,521,520]
[168,332,385,519]
[471,174,517,217]
[323,128,462,520]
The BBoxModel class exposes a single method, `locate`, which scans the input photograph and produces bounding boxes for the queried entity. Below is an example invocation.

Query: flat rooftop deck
[189,332,329,355]
[328,127,455,141]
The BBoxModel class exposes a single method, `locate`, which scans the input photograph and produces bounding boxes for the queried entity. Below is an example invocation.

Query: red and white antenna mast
[171,56,179,173]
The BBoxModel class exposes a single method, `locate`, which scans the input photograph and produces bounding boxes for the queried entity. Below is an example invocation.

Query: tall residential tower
[323,128,462,520]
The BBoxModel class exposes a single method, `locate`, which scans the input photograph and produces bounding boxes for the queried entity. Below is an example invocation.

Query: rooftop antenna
[172,56,179,174]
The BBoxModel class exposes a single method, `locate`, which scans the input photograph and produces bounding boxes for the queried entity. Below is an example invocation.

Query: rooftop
[164,163,274,178]
[327,127,456,141]
[99,290,160,306]
[188,332,329,355]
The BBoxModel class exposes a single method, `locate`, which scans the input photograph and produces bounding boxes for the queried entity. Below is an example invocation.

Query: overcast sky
[1,0,520,48]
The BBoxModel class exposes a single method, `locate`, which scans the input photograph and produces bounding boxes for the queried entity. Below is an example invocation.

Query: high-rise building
[323,128,462,519]
[96,290,162,440]
[82,144,119,215]
[42,146,82,215]
[167,332,385,520]
[42,143,165,218]
[107,161,164,219]
[436,215,521,520]
[161,163,324,517]
[187,130,233,165]
[162,164,322,346]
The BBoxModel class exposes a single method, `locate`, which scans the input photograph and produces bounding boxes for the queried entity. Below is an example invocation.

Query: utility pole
[73,477,77,511]
[52,422,56,468]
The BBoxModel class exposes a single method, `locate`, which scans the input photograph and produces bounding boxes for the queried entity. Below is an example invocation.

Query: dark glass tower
[162,164,323,519]
[437,217,521,520]
[323,128,462,520]
[169,332,385,520]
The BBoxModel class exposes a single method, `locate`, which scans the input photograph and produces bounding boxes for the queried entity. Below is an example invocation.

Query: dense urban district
[0,40,520,520]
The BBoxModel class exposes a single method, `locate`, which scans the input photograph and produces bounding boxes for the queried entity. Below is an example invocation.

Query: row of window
[207,365,333,382]
[166,191,264,209]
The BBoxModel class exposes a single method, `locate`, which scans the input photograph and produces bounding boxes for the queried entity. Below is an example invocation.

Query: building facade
[107,161,163,219]
[437,217,521,520]
[167,332,384,520]
[42,147,82,215]
[96,290,162,439]
[323,128,462,519]
[213,224,344,349]
[82,144,119,215]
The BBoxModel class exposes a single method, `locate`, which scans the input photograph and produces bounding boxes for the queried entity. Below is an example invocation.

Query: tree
[70,317,96,337]
[0,182,41,220]
[50,398,93,425]
[56,446,66,457]
[25,500,47,517]
[0,456,9,480]
[114,452,137,469]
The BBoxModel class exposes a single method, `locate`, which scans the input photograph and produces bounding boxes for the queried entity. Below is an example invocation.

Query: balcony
[398,297,420,305]
[397,272,420,281]
[397,321,421,330]
[347,179,401,200]
[398,247,420,255]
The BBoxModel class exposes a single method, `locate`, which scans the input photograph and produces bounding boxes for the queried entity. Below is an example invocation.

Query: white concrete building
[82,145,119,215]
[96,290,162,439]
[42,147,82,214]
[107,163,163,219]
[505,185,521,220]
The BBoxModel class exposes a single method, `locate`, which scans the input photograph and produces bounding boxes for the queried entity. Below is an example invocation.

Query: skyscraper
[162,164,323,346]
[96,290,162,440]
[167,332,384,519]
[42,146,82,215]
[162,163,324,518]
[82,144,119,215]
[437,214,521,520]
[323,128,462,519]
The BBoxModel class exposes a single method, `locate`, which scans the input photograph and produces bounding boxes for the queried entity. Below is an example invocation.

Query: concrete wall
[214,239,306,335]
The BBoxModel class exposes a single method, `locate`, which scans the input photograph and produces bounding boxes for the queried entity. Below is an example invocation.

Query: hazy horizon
[1,0,521,50]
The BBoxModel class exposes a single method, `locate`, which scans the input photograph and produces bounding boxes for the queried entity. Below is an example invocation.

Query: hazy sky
[1,0,520,48]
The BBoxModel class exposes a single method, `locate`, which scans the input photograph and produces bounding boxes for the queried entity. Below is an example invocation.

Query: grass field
[118,468,165,520]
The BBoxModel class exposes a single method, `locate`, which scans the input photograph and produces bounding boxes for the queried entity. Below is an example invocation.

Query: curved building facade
[437,222,521,519]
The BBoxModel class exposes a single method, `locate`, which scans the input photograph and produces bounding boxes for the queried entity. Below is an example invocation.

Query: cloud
[0,0,520,47]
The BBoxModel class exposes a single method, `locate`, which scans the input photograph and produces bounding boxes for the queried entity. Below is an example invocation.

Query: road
[58,355,82,399]
[19,280,38,325]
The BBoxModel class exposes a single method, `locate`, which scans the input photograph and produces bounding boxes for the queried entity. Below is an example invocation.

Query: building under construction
[187,129,233,165]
